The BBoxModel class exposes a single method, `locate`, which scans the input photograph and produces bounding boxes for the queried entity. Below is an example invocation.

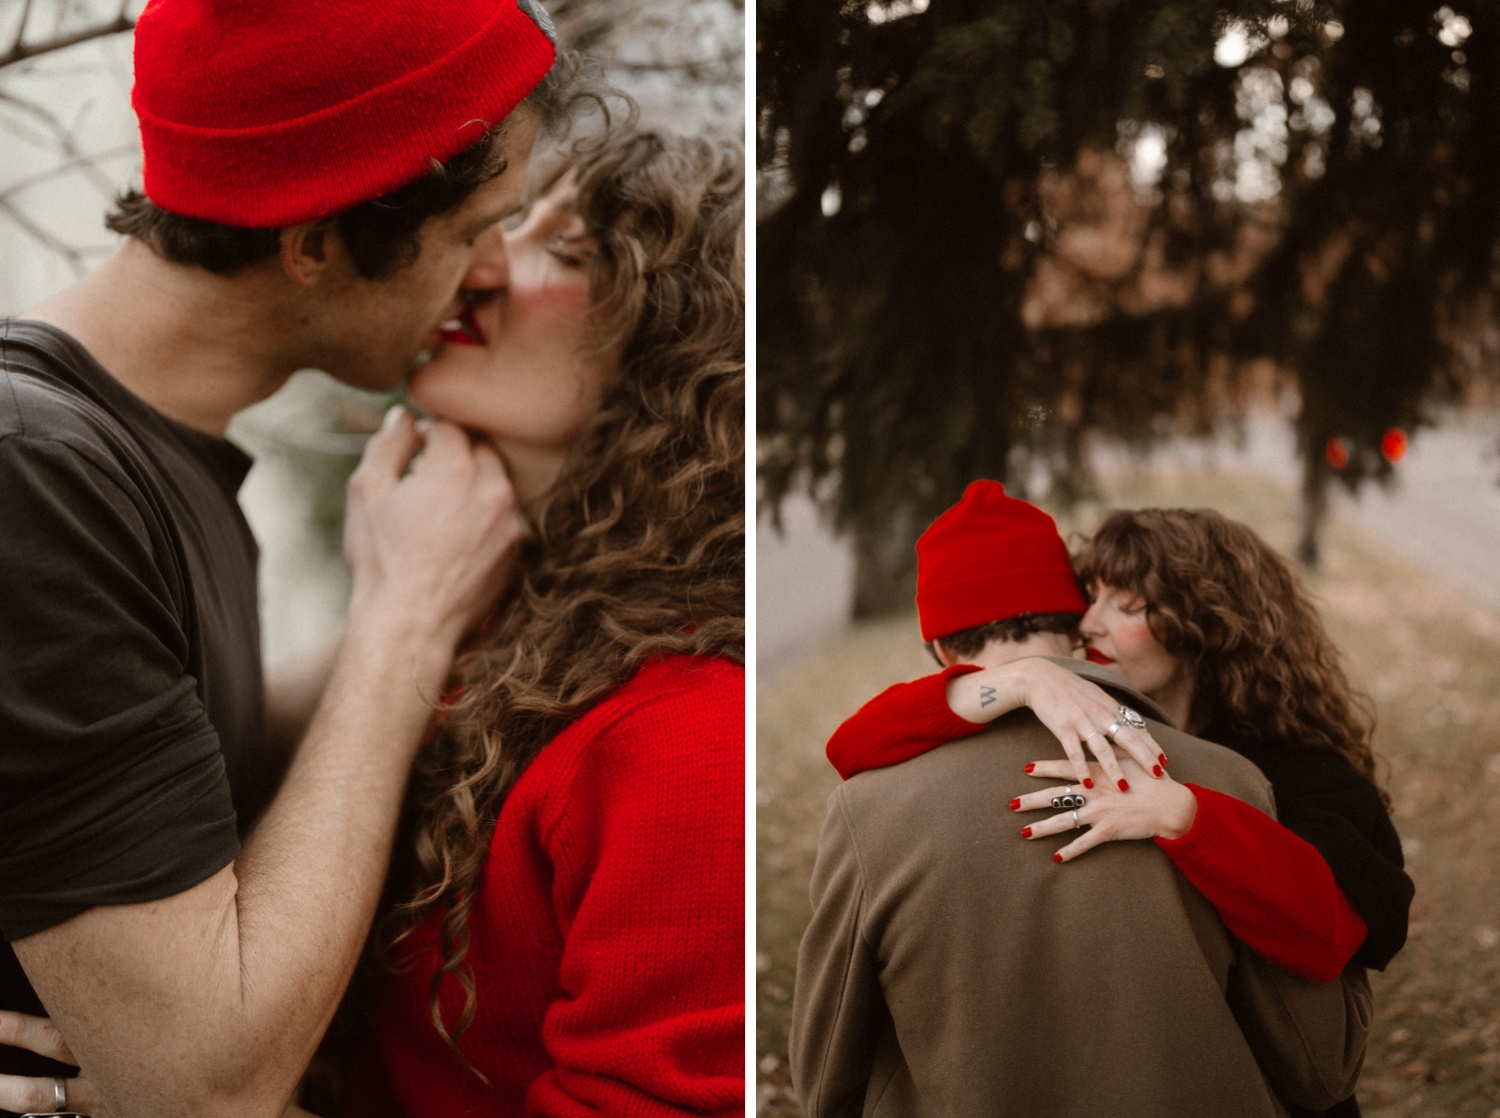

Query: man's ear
[278,220,337,286]
[929,640,956,669]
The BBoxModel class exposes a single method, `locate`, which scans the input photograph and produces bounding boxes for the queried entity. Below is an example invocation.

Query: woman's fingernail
[1159,753,1169,768]
[382,403,405,429]
[1009,798,1021,811]
[1118,778,1131,792]
[1152,765,1164,778]
[1024,763,1036,774]
[1083,778,1094,789]
[1021,826,1033,838]
[1053,853,1064,863]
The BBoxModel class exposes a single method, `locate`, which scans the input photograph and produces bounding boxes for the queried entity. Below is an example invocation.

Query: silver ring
[1073,794,1087,808]
[1072,809,1081,828]
[1083,731,1103,742]
[1105,720,1124,739]
[1117,705,1147,730]
[17,1078,75,1118]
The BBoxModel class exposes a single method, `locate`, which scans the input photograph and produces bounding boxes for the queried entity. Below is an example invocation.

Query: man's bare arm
[13,412,522,1118]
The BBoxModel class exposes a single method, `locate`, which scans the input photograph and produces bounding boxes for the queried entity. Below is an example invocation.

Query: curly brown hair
[380,129,745,1065]
[1075,508,1386,804]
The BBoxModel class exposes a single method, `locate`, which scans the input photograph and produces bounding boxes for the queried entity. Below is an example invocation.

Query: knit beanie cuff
[918,567,1087,642]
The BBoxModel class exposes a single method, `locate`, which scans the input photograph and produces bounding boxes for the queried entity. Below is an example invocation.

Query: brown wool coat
[791,660,1371,1118]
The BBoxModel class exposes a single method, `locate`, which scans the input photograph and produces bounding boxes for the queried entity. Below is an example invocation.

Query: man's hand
[343,406,525,674]
[0,1009,98,1117]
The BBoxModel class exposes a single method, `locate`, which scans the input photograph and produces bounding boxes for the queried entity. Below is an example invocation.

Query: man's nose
[461,226,510,295]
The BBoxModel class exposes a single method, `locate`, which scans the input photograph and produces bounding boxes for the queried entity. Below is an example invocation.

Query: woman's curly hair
[1075,508,1387,806]
[379,128,745,1066]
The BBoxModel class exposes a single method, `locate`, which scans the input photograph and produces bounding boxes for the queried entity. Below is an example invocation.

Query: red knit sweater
[826,666,1366,983]
[342,655,745,1117]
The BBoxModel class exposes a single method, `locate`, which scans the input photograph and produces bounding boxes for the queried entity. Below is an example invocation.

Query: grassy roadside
[756,467,1500,1118]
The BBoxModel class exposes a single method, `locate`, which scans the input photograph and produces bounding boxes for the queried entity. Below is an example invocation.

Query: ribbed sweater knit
[342,654,745,1117]
[826,665,1368,983]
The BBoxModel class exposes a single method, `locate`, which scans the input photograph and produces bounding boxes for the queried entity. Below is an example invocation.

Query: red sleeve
[526,664,744,1117]
[1156,784,1368,982]
[826,664,988,780]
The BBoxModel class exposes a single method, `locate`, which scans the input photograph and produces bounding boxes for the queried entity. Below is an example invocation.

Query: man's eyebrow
[461,203,520,240]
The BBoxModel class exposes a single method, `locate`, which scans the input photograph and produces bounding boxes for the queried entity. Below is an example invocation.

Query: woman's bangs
[1079,519,1157,603]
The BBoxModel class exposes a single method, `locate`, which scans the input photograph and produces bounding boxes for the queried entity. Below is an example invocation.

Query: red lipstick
[438,305,486,347]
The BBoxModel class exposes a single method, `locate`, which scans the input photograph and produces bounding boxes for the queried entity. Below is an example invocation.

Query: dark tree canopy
[758,0,1500,593]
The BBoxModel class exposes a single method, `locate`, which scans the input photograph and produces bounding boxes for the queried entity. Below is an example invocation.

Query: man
[0,1,560,1113]
[791,482,1369,1118]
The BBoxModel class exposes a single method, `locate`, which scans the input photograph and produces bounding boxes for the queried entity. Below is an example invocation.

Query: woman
[827,507,1412,1005]
[0,127,745,1117]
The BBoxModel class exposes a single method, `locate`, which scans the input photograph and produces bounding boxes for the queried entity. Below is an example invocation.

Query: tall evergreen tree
[759,0,1500,603]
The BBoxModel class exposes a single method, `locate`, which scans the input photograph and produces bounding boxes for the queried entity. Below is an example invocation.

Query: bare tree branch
[0,11,133,69]
[0,88,124,195]
[610,50,741,80]
[0,140,133,200]
[10,0,36,56]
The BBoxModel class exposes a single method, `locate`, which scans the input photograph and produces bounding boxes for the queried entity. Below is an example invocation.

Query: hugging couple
[792,482,1413,1118]
[0,1,744,1115]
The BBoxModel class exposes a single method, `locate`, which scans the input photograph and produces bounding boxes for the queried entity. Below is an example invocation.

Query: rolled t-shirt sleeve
[0,435,239,940]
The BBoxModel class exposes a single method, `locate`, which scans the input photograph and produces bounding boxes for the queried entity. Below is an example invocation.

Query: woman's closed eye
[546,233,595,269]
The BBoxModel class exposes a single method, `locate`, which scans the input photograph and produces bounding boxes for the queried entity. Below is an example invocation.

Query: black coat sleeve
[1246,743,1413,971]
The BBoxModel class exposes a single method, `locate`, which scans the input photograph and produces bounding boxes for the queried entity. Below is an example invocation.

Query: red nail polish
[1152,765,1163,778]
[1009,798,1021,811]
[1118,778,1130,792]
[1021,826,1033,838]
[1053,853,1064,863]
[1083,778,1094,789]
[1024,763,1036,774]
[1158,753,1168,768]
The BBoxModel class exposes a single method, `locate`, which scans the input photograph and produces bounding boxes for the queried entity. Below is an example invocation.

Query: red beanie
[915,481,1087,642]
[131,0,557,227]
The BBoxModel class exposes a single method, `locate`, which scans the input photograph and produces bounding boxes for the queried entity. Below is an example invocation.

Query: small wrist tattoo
[979,685,997,708]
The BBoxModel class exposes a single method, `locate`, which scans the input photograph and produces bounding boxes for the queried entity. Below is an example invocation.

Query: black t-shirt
[0,319,267,1085]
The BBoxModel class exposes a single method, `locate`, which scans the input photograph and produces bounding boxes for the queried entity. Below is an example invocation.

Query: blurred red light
[1325,437,1350,469]
[1382,428,1408,463]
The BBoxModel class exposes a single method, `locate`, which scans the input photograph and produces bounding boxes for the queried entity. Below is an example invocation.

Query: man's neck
[22,241,306,438]
[969,632,1075,670]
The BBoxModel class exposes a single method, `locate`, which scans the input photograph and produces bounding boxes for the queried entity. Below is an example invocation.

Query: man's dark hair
[932,611,1083,662]
[106,56,580,279]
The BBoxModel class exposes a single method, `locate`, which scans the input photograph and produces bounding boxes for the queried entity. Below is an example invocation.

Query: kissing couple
[0,1,744,1115]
